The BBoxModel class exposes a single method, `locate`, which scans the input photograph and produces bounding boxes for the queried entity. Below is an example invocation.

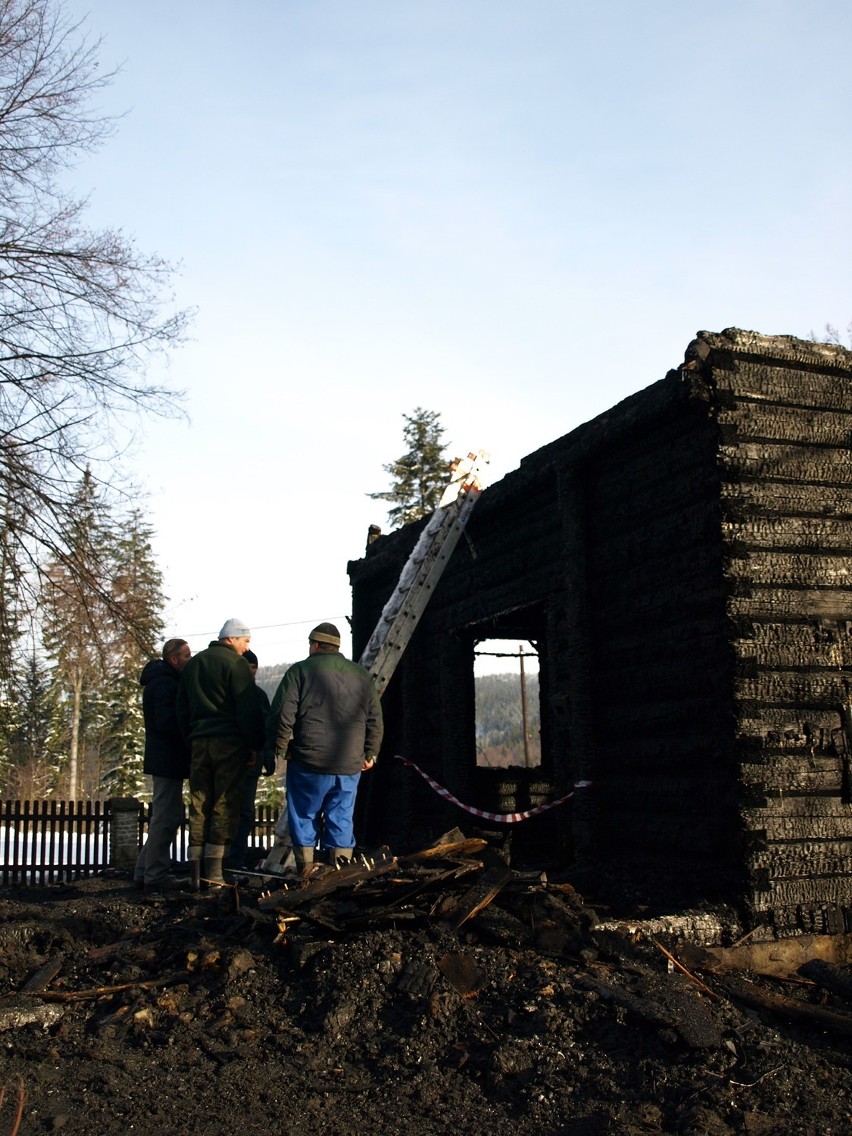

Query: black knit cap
[309,622,341,647]
[244,649,258,666]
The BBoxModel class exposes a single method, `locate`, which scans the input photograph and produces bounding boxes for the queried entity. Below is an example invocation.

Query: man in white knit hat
[177,618,265,888]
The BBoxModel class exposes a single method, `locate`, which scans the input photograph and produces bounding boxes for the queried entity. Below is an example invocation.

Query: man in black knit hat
[267,622,383,869]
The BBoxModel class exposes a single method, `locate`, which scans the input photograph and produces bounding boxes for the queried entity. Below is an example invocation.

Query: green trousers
[188,735,248,847]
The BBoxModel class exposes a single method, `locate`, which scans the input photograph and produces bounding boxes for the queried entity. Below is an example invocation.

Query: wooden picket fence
[0,799,279,886]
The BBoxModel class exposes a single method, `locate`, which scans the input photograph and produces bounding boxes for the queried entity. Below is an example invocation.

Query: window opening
[474,639,541,768]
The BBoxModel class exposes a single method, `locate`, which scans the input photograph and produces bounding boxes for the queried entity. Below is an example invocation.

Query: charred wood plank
[722,479,851,518]
[797,958,852,1002]
[443,865,512,932]
[746,843,852,878]
[714,973,852,1037]
[716,399,852,445]
[398,838,488,863]
[258,855,398,912]
[719,441,852,483]
[21,957,64,993]
[727,591,852,622]
[576,970,723,1050]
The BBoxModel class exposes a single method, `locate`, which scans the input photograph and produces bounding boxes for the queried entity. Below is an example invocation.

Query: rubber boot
[188,846,203,892]
[294,845,315,872]
[327,848,353,868]
[203,843,227,887]
[260,839,298,877]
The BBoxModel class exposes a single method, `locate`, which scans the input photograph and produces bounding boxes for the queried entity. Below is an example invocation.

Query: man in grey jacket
[268,622,382,869]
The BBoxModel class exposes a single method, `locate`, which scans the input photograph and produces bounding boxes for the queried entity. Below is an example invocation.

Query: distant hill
[475,672,541,768]
[256,663,290,701]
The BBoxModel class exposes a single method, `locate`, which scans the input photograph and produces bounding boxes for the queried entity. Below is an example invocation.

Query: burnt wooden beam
[715,973,852,1038]
[443,865,513,932]
[258,855,398,913]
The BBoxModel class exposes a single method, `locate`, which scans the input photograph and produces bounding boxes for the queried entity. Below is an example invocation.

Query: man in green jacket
[177,618,265,888]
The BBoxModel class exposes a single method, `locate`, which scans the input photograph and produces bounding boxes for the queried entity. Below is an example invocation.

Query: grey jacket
[268,651,383,776]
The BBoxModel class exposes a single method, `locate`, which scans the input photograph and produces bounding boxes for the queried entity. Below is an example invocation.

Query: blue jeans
[286,764,360,851]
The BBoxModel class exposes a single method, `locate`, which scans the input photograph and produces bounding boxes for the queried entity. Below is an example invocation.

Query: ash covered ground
[1,848,852,1136]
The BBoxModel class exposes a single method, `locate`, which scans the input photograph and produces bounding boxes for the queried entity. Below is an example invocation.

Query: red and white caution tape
[393,755,591,824]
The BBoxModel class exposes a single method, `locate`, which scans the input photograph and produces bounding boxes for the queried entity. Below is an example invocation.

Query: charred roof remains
[349,328,852,933]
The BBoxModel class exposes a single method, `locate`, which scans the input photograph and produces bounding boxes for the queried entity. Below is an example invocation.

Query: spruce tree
[3,652,64,799]
[42,481,166,799]
[99,509,165,797]
[369,408,449,528]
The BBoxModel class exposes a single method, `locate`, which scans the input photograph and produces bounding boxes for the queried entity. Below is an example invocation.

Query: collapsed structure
[349,328,852,933]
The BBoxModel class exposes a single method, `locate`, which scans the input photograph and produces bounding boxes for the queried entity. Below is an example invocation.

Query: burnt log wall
[350,328,852,927]
[707,331,852,930]
[576,393,741,905]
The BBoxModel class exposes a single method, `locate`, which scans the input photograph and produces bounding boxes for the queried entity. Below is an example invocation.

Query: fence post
[109,797,143,870]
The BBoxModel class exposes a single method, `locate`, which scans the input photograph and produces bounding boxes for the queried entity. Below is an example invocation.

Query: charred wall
[350,328,852,927]
[706,330,852,930]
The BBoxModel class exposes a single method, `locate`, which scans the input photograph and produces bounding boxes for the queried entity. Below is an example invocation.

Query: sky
[60,0,852,667]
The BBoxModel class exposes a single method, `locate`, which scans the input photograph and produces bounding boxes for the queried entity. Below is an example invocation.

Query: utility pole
[519,643,530,767]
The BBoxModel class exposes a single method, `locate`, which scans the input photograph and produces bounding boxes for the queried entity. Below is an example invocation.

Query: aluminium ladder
[260,450,489,874]
[359,450,489,696]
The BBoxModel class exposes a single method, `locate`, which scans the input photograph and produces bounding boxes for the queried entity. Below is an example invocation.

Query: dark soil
[1,862,852,1136]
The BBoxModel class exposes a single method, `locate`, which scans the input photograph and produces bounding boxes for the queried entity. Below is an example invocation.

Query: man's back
[140,658,189,777]
[178,640,264,747]
[270,651,383,775]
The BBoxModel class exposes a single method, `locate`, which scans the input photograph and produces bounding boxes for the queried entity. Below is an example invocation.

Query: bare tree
[40,469,109,797]
[0,0,189,625]
[811,322,852,347]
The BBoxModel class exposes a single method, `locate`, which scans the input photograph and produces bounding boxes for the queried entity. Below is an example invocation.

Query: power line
[179,615,349,639]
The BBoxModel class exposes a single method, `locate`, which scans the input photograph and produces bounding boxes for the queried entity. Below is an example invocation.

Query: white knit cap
[218,618,250,639]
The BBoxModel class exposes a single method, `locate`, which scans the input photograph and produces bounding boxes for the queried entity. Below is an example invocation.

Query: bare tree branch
[0,0,189,636]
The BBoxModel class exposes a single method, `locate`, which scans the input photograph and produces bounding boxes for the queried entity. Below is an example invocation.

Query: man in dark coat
[227,648,276,870]
[177,618,266,887]
[134,638,192,890]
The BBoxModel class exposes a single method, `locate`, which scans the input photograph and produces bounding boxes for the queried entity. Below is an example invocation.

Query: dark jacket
[140,659,190,779]
[246,684,276,776]
[176,640,266,749]
[268,650,383,776]
[255,684,276,774]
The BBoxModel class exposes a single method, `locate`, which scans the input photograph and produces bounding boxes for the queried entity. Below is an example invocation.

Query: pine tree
[99,509,165,797]
[2,652,63,799]
[42,480,167,799]
[369,408,449,528]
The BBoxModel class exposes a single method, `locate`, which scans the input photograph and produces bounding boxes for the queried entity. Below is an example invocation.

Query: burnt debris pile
[1,832,852,1135]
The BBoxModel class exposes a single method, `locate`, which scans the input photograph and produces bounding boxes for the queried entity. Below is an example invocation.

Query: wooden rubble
[5,831,852,1048]
[250,830,852,1041]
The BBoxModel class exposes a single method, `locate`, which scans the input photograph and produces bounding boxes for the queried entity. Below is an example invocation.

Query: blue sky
[62,0,852,665]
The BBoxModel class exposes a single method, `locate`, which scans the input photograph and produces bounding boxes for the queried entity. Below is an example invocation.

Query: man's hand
[361,755,377,772]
